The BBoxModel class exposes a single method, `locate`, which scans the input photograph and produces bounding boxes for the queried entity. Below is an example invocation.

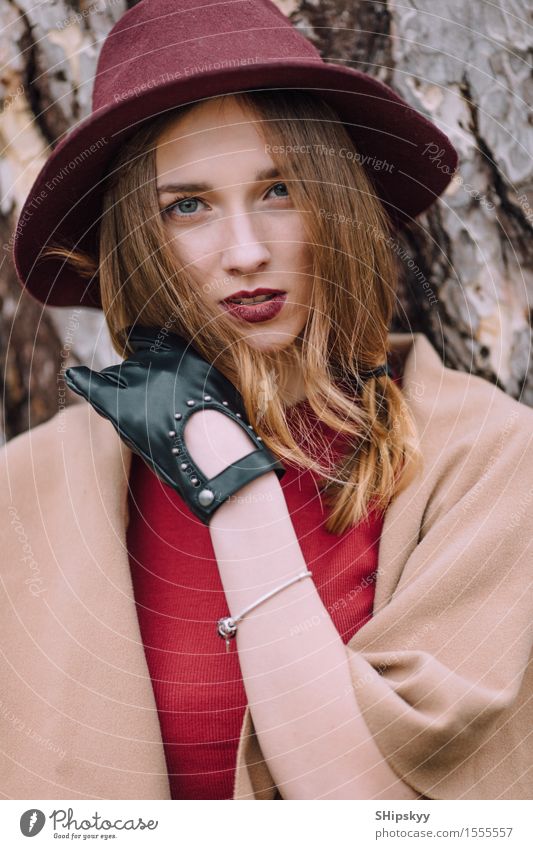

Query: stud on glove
[64,325,286,524]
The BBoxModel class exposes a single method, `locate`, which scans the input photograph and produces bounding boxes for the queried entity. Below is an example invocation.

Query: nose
[220,209,271,277]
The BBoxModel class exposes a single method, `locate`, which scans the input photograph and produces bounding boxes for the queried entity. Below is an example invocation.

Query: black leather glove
[64,325,286,524]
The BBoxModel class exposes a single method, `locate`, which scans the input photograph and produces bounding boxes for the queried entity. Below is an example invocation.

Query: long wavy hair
[42,89,423,534]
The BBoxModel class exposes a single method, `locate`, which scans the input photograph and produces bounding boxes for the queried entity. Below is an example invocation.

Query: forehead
[154,96,268,168]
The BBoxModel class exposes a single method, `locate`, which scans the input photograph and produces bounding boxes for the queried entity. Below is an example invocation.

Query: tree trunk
[293,0,533,403]
[0,0,127,444]
[1,0,531,443]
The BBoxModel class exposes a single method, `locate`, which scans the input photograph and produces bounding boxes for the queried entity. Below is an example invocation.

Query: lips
[222,288,286,304]
[220,292,287,323]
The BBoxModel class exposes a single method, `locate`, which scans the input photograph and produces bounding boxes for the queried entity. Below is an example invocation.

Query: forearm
[185,412,421,800]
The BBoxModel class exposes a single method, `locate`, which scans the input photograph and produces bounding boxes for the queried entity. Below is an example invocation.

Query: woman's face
[155,96,313,351]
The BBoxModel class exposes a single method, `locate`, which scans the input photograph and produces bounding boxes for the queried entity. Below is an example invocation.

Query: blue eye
[165,197,206,217]
[162,181,290,220]
[267,182,290,198]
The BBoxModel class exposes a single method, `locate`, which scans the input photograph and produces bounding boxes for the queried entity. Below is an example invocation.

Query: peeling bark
[386,0,533,403]
[292,0,393,82]
[0,214,62,442]
[0,0,126,441]
[292,0,533,403]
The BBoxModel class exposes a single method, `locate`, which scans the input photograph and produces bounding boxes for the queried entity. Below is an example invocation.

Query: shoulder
[376,334,533,612]
[387,333,533,533]
[0,402,129,510]
[393,331,533,463]
[1,402,91,469]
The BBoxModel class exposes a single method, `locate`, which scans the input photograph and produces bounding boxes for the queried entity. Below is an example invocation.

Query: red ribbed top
[127,379,399,799]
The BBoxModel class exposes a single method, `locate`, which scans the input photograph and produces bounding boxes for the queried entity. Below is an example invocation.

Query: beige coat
[1,332,532,800]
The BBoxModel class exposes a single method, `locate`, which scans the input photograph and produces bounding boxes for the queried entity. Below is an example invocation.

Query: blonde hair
[42,89,423,534]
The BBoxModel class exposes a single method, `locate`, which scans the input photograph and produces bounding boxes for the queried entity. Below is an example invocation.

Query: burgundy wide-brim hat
[13,0,458,310]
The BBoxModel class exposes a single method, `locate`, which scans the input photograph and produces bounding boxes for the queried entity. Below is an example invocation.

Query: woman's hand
[64,324,285,524]
[184,409,259,479]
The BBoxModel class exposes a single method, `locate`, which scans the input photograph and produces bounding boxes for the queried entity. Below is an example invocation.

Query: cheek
[274,217,311,264]
[166,228,211,271]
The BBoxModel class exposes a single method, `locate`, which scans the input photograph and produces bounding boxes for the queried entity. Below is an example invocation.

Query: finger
[64,366,122,401]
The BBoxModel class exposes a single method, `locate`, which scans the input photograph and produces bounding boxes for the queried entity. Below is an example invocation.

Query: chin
[243,329,299,352]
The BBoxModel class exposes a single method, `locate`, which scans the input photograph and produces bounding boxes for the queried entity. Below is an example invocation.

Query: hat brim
[13,60,457,309]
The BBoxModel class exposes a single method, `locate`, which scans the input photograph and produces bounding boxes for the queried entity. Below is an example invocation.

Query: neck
[279,365,307,407]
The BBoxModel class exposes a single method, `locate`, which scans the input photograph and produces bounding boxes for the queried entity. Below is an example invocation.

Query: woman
[3,0,532,800]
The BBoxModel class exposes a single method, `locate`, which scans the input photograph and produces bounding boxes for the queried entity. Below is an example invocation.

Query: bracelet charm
[217,616,238,652]
[216,570,313,653]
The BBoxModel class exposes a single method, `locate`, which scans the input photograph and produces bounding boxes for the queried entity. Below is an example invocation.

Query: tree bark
[1,0,531,443]
[0,0,126,443]
[293,0,533,403]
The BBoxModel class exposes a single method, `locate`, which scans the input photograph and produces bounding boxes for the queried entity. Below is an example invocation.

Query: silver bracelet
[217,570,313,652]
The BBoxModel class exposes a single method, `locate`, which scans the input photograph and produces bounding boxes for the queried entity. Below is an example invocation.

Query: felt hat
[12,0,458,309]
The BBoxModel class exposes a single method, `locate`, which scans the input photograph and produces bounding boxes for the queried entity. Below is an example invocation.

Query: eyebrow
[156,166,281,196]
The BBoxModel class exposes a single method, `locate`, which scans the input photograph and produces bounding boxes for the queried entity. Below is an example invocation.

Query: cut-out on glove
[64,325,286,525]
